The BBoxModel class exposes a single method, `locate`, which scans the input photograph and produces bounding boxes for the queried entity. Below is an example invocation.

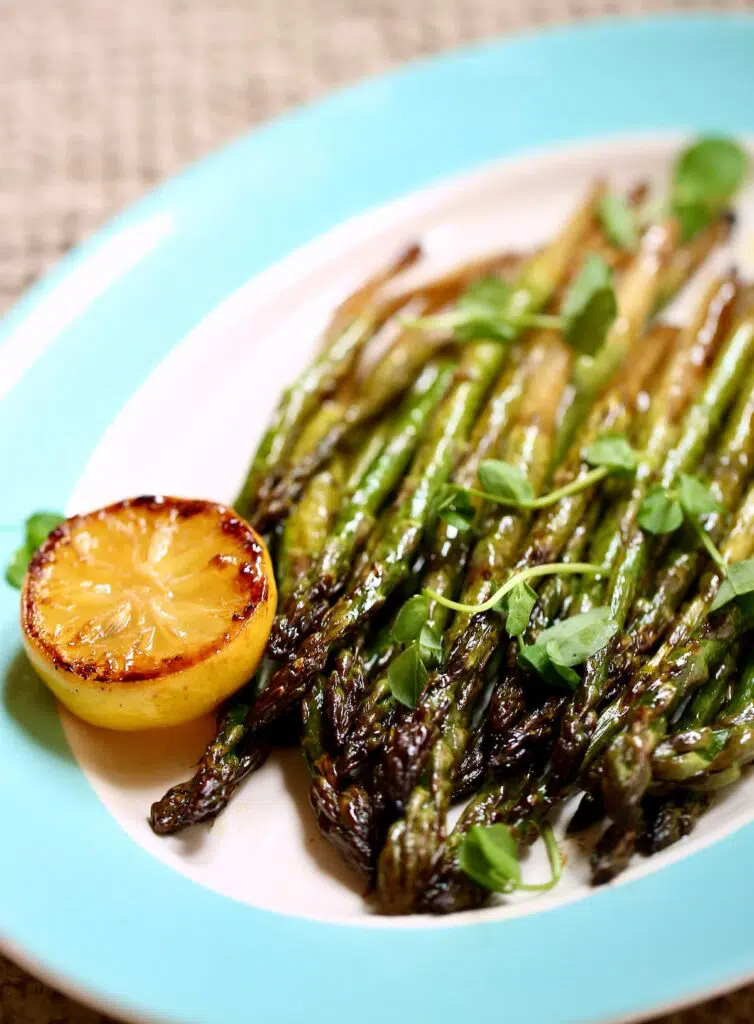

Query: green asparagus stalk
[381,222,680,817]
[592,501,754,870]
[478,501,602,781]
[552,213,733,468]
[271,360,456,656]
[655,214,733,310]
[421,512,599,912]
[717,654,754,726]
[150,448,346,834]
[254,254,528,528]
[377,329,574,912]
[651,652,754,784]
[250,191,602,734]
[591,640,745,883]
[624,294,754,662]
[341,419,394,497]
[339,347,533,779]
[588,478,754,764]
[309,750,381,877]
[638,791,713,855]
[253,340,510,724]
[503,298,754,833]
[552,221,678,462]
[384,336,674,910]
[603,647,737,864]
[276,457,345,603]
[572,273,735,618]
[236,244,420,519]
[420,283,751,905]
[306,650,386,877]
[149,671,272,834]
[348,335,563,782]
[422,770,536,914]
[675,642,740,731]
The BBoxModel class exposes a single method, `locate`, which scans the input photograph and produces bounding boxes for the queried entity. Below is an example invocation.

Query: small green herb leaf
[671,136,748,239]
[583,434,639,476]
[5,548,31,589]
[677,474,724,520]
[435,485,475,533]
[5,510,65,589]
[561,254,618,356]
[519,607,617,689]
[478,460,534,503]
[519,642,580,689]
[458,824,522,893]
[638,486,684,535]
[387,643,428,708]
[393,594,429,644]
[25,512,65,551]
[709,558,754,613]
[674,203,714,242]
[453,277,517,343]
[418,624,443,667]
[544,640,583,688]
[501,581,538,637]
[599,193,639,251]
[537,607,618,663]
[457,276,512,313]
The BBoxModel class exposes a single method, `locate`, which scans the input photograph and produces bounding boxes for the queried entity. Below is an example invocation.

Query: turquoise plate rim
[2,13,754,1024]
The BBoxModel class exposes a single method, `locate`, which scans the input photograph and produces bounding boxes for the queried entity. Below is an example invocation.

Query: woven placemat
[2,1,754,1021]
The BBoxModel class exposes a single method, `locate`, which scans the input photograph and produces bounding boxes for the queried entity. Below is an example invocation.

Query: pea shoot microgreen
[5,512,65,588]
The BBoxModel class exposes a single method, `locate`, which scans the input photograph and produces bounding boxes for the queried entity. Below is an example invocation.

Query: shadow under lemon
[3,644,73,762]
[5,633,363,895]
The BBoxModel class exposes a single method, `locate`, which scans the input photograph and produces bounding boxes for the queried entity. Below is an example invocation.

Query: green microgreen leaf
[674,203,714,242]
[536,607,619,663]
[478,460,534,503]
[561,254,618,356]
[709,558,754,613]
[545,640,582,688]
[459,822,562,894]
[500,581,538,638]
[457,276,513,314]
[387,643,428,708]
[435,485,475,533]
[598,193,639,250]
[638,486,684,535]
[25,512,65,551]
[5,548,31,589]
[452,276,517,342]
[583,434,640,476]
[418,623,443,667]
[677,474,724,520]
[5,510,65,589]
[519,646,580,689]
[392,594,429,644]
[671,136,748,239]
[458,824,522,893]
[518,607,618,689]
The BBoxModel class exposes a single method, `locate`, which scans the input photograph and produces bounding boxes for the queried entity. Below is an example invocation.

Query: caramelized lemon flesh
[21,496,276,730]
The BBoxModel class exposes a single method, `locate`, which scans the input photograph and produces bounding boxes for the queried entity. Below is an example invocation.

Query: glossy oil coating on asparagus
[145,138,754,919]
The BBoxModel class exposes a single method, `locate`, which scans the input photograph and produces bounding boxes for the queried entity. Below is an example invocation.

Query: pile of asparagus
[150,137,754,914]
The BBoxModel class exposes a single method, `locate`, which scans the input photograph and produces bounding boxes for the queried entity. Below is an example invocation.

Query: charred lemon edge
[20,495,277,730]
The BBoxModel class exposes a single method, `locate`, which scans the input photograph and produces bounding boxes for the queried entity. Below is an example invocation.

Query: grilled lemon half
[21,496,276,730]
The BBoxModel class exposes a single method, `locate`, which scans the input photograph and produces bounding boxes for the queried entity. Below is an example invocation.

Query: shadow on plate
[62,707,216,790]
[3,646,75,763]
[276,747,366,897]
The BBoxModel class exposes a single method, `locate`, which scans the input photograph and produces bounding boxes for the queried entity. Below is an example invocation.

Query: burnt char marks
[22,496,273,685]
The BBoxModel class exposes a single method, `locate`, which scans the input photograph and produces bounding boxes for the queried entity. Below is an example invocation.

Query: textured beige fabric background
[2,1,754,1021]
